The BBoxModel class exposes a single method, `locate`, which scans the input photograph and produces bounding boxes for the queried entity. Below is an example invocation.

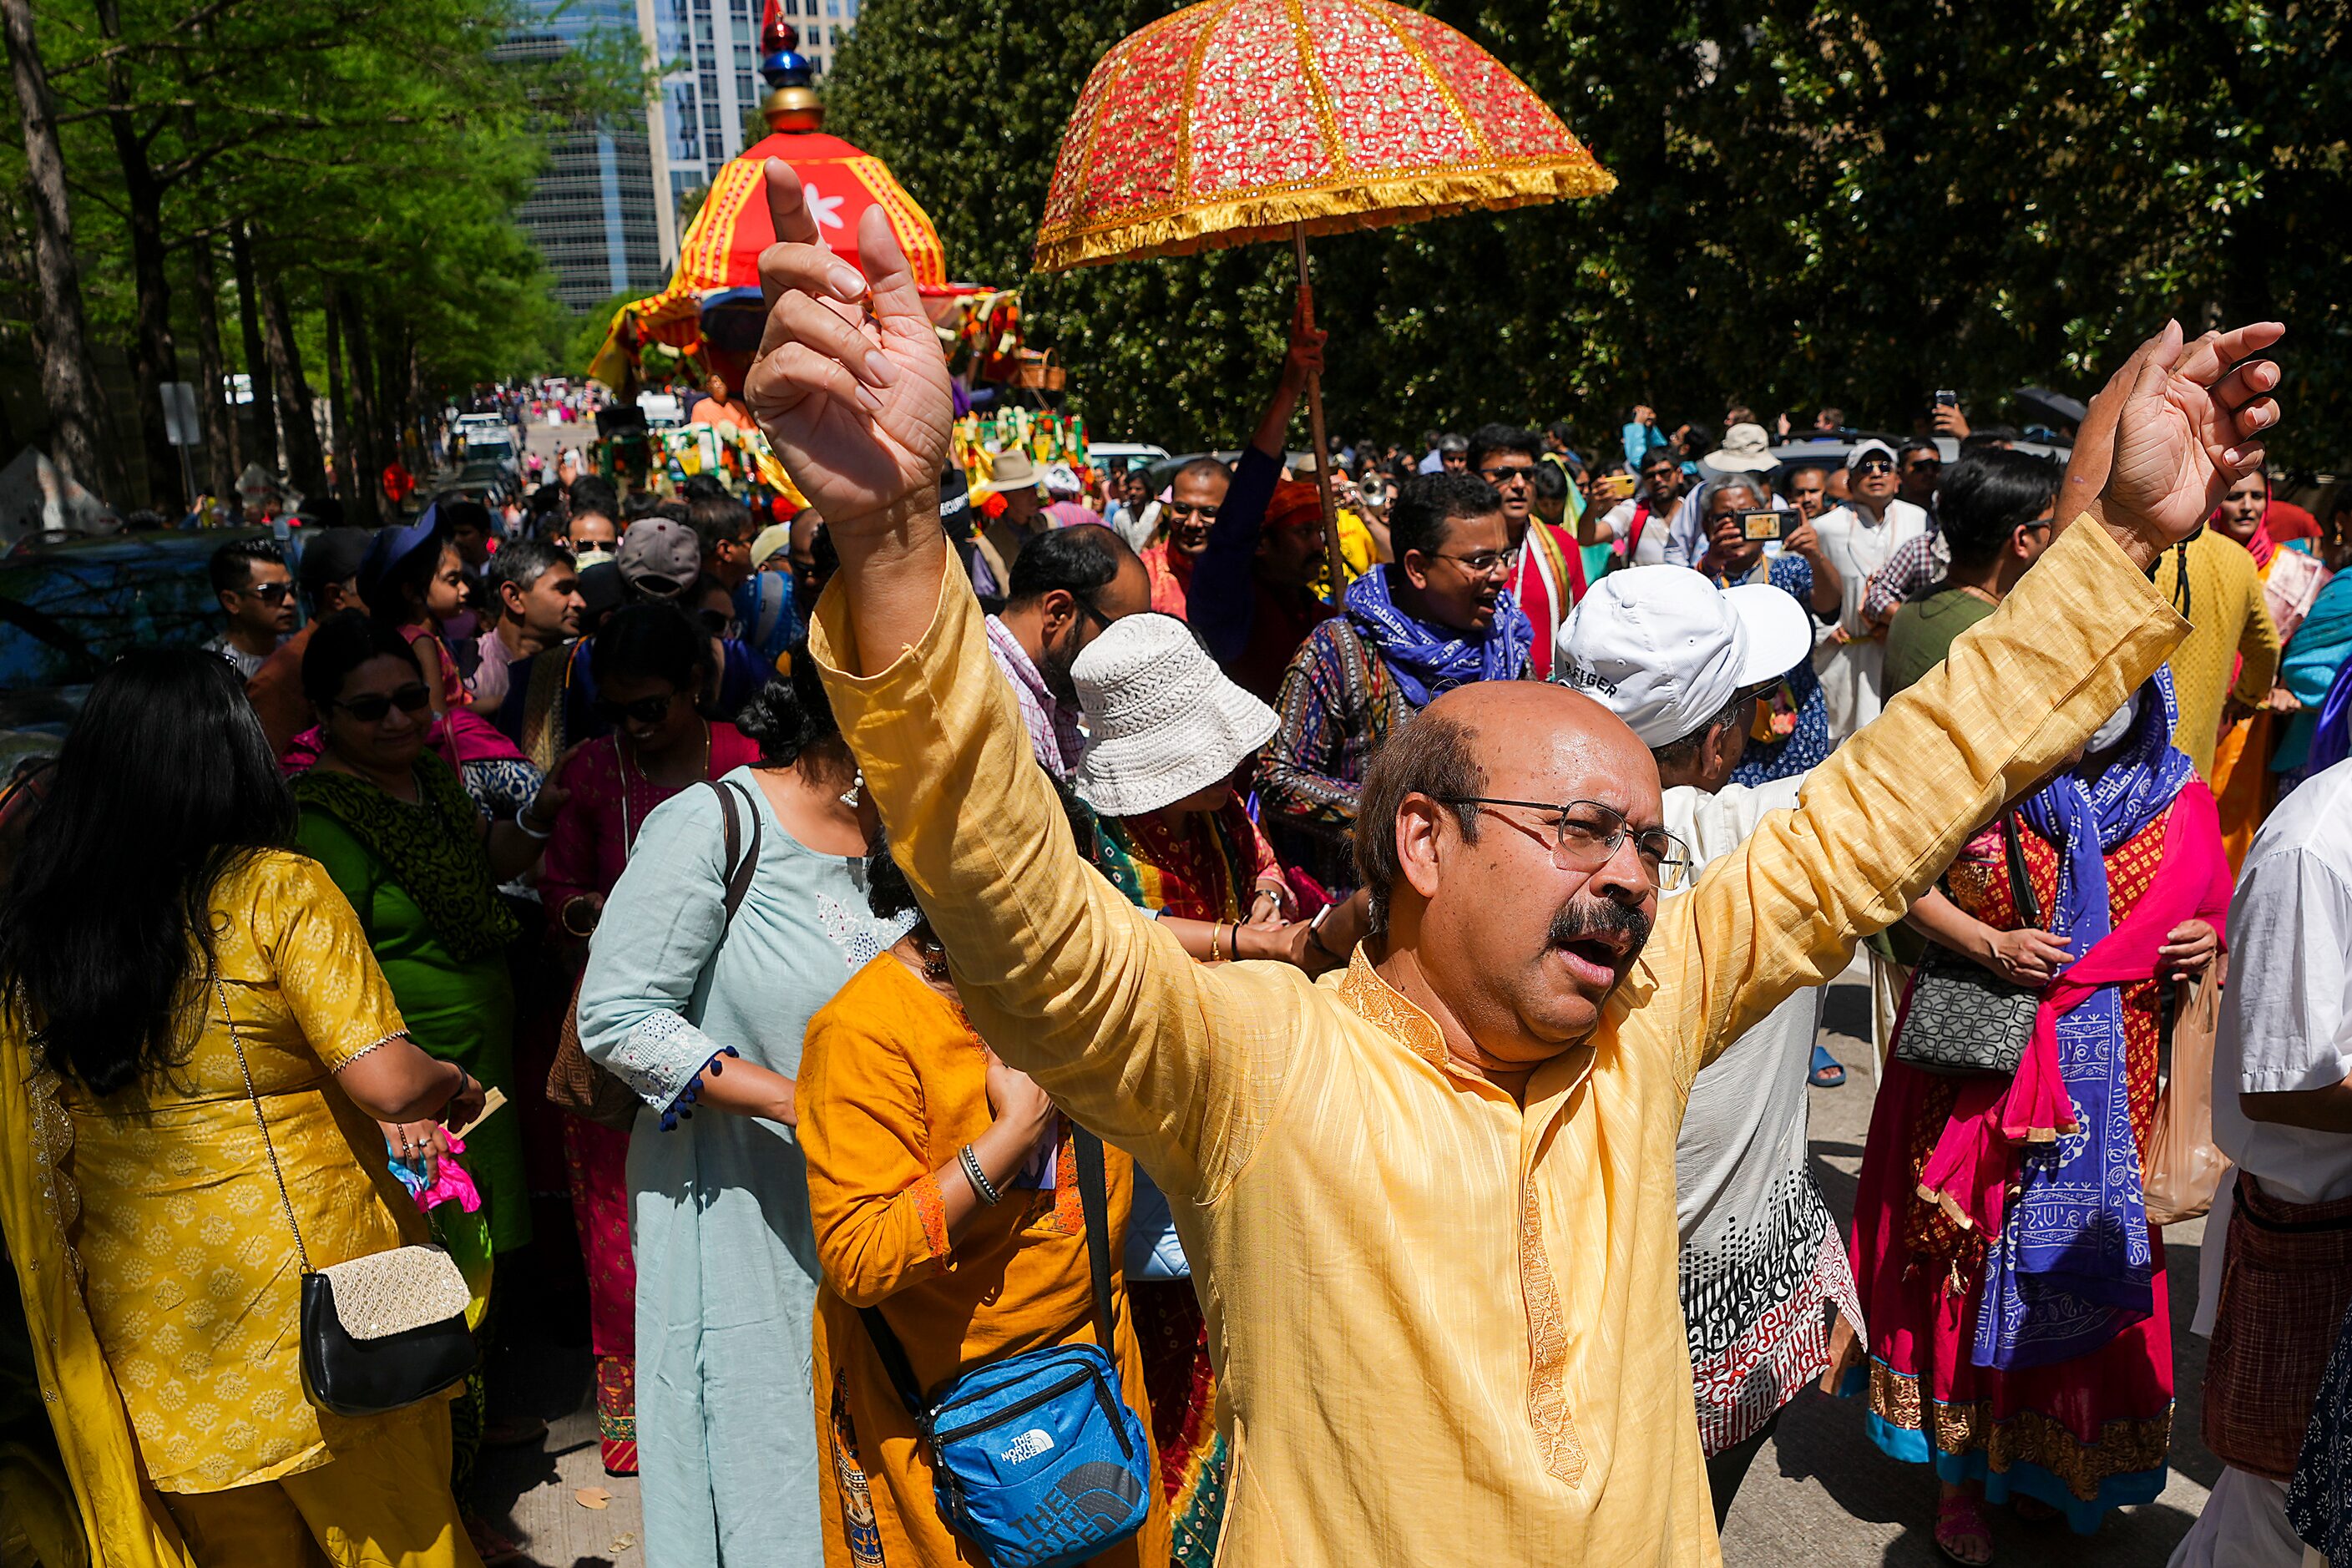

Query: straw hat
[983,450,1041,496]
[1070,614,1277,817]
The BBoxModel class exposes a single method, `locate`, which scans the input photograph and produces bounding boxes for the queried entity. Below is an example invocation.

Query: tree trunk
[337,291,382,524]
[94,0,180,508]
[324,297,349,508]
[2,0,113,493]
[230,222,276,475]
[378,312,412,471]
[187,234,235,495]
[262,275,326,498]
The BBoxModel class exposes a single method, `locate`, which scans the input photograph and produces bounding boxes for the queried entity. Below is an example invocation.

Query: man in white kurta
[1810,439,1931,739]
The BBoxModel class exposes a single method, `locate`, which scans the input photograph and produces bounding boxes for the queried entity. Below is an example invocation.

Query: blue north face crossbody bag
[861,1128,1152,1568]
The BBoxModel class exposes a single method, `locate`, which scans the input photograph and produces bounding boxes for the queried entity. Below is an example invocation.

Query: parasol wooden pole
[1291,225,1345,594]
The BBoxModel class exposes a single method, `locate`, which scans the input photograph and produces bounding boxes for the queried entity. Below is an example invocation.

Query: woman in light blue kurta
[578,662,908,1568]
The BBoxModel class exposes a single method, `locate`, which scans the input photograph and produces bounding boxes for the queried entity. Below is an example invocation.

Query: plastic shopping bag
[2145,973,2228,1227]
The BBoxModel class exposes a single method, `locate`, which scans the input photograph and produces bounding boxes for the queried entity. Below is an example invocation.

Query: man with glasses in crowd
[744,169,2280,1561]
[1139,456,1231,620]
[1896,438,1944,517]
[984,524,1152,780]
[1582,445,1692,568]
[204,539,296,679]
[1261,472,1533,891]
[1810,438,1933,739]
[1859,438,1963,625]
[1470,422,1587,675]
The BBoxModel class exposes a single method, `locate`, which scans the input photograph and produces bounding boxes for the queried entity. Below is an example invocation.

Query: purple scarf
[1343,565,1532,708]
[1972,667,2197,1370]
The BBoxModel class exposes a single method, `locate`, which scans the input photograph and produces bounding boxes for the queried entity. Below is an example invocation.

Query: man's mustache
[1548,895,1652,964]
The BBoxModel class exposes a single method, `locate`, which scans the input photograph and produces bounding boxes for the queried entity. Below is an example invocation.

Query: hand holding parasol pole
[1290,226,1346,593]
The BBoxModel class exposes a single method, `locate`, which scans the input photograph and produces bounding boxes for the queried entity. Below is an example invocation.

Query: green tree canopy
[831,0,2348,469]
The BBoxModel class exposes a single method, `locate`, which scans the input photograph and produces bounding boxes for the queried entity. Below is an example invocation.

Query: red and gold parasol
[1033,0,1614,564]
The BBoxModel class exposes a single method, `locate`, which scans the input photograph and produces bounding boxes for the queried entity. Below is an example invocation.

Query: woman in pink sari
[541,604,759,1474]
[1844,670,2230,1563]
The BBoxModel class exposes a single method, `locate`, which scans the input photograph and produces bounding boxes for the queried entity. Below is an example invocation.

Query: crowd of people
[1,175,2349,1568]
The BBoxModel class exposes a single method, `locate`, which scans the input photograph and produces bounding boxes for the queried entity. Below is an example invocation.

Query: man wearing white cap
[1556,569,1864,1526]
[1810,438,1933,740]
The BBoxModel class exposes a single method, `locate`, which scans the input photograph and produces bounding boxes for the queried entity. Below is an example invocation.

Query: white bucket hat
[1555,566,1813,746]
[1702,422,1778,474]
[1070,614,1277,817]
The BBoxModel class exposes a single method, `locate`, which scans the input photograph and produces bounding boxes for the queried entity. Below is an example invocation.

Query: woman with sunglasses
[292,615,567,1550]
[537,604,757,1476]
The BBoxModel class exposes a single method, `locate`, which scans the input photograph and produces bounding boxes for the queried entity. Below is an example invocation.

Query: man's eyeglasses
[1165,502,1221,524]
[1904,458,1942,472]
[240,581,294,604]
[1434,547,1520,578]
[1479,464,1536,486]
[1852,457,1897,476]
[1436,796,1692,892]
[333,685,432,723]
[594,691,683,726]
[695,607,741,640]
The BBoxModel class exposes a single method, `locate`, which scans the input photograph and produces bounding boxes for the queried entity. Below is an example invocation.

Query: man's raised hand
[2101,318,2283,550]
[743,158,953,539]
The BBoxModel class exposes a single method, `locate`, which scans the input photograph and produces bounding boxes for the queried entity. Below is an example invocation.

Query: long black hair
[0,649,298,1092]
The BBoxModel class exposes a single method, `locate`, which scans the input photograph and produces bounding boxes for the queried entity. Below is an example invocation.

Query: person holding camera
[1691,475,1842,787]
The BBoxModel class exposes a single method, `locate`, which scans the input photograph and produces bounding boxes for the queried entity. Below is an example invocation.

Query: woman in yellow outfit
[0,649,488,1568]
[799,842,1168,1568]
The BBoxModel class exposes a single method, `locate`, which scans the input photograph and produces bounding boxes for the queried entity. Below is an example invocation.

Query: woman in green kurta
[290,615,561,1257]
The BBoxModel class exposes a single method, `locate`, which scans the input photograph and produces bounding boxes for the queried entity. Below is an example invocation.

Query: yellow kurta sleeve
[801,976,958,1308]
[1664,517,2188,1079]
[252,855,406,1070]
[2233,584,2282,706]
[811,554,1310,1205]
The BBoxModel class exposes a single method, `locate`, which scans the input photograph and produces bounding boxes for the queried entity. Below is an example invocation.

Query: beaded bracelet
[959,1142,1004,1206]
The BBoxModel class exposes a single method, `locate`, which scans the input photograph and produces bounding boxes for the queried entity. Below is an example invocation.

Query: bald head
[1361,680,1666,1079]
[1431,680,1661,801]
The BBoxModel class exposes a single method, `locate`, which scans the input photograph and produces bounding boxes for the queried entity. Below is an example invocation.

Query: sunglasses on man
[332,685,431,723]
[240,581,295,604]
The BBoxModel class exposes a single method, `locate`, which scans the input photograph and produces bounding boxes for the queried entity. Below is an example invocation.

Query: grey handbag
[1894,815,2048,1077]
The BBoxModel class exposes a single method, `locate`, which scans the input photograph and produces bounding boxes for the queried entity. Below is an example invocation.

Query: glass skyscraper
[507,0,861,314]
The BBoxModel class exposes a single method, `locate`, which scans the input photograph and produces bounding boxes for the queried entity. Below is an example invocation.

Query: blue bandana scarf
[1343,565,1532,708]
[1972,667,2198,1372]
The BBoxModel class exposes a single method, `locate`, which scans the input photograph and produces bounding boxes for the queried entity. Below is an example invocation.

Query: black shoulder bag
[1893,813,2049,1077]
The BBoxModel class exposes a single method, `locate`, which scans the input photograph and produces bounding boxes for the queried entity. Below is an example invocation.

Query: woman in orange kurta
[798,849,1167,1568]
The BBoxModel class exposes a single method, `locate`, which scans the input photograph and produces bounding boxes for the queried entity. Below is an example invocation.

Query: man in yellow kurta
[743,162,2284,1568]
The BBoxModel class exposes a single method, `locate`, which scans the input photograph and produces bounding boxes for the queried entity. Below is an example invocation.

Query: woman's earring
[839,768,864,808]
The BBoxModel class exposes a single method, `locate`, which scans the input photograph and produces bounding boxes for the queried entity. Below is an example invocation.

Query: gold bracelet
[1208,922,1223,962]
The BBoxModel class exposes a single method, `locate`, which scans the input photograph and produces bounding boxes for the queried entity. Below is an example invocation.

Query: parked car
[0,528,276,750]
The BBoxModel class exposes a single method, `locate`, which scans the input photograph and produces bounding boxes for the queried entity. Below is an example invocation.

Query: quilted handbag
[216,977,476,1416]
[1894,813,2048,1077]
